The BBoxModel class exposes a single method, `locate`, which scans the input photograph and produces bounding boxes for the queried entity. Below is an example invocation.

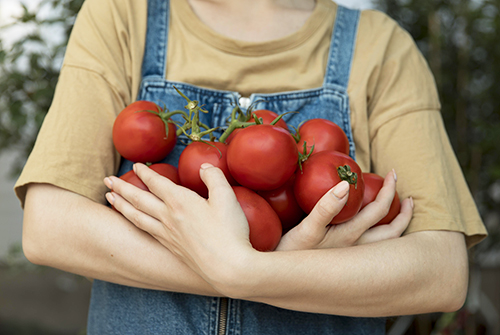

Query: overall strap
[323,5,360,90]
[141,0,170,79]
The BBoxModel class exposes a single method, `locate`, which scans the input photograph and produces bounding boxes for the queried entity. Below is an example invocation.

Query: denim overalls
[87,0,386,333]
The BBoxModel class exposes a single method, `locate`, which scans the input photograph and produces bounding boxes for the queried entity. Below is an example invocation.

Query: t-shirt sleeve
[14,67,123,205]
[14,0,147,206]
[371,110,487,248]
[365,14,487,248]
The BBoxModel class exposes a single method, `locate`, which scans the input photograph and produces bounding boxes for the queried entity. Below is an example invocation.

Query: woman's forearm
[104,163,468,317]
[220,230,468,317]
[22,183,220,296]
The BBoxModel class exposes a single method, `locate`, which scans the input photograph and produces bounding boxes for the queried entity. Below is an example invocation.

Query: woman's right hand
[276,170,413,251]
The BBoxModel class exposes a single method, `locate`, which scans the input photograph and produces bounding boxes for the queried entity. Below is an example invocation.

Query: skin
[98,163,468,317]
[22,166,413,301]
[187,0,316,42]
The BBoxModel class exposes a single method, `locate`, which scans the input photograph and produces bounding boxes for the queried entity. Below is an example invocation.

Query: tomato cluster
[111,88,401,251]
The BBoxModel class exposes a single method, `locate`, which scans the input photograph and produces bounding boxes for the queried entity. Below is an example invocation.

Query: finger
[369,169,397,213]
[107,191,164,236]
[199,163,238,205]
[106,175,166,220]
[357,197,414,245]
[134,163,179,202]
[349,169,398,233]
[295,181,350,245]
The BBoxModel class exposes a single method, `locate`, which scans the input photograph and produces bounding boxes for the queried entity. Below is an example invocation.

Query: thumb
[301,181,349,229]
[199,163,235,202]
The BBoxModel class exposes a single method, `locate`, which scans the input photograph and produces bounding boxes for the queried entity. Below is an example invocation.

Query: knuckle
[130,192,142,208]
[388,226,404,239]
[131,212,145,229]
[315,196,341,219]
[140,174,153,187]
[373,200,390,219]
[342,230,360,246]
[316,201,333,219]
[298,224,320,246]
[168,196,185,213]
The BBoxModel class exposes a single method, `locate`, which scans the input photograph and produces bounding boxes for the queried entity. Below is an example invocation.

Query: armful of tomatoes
[108,88,412,253]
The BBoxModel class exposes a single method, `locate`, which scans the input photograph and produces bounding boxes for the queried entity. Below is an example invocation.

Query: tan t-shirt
[15,0,487,247]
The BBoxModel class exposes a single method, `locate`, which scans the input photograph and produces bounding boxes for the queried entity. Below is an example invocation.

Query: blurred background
[0,0,499,334]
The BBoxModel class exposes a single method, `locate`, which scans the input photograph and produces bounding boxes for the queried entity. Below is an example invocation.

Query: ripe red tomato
[113,101,177,163]
[294,151,365,224]
[178,141,237,198]
[257,176,305,234]
[296,118,349,156]
[225,109,289,144]
[119,163,180,191]
[227,124,299,191]
[233,186,282,251]
[361,173,401,226]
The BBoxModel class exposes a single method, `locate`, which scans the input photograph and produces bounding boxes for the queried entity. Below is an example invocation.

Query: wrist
[205,246,265,299]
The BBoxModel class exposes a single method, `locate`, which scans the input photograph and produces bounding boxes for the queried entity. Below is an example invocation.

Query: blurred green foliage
[0,0,84,176]
[374,0,500,252]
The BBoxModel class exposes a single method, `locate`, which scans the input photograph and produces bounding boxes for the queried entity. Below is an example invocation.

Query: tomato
[112,163,179,210]
[294,151,365,224]
[296,118,349,156]
[233,186,282,251]
[178,141,237,198]
[113,101,177,163]
[119,163,180,191]
[361,173,401,226]
[225,109,289,144]
[227,124,299,191]
[257,175,305,234]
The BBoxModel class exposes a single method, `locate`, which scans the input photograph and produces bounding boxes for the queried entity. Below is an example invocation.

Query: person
[15,0,487,333]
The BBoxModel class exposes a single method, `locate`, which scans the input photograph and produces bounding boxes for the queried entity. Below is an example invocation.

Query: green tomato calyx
[337,165,358,189]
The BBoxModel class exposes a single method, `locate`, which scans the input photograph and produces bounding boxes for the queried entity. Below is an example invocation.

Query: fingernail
[106,192,115,205]
[200,163,214,170]
[133,164,138,174]
[332,181,349,199]
[410,196,414,209]
[104,177,113,189]
[392,169,397,182]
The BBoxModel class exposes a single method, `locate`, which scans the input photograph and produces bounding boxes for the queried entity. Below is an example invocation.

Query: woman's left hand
[105,163,255,286]
[276,170,413,251]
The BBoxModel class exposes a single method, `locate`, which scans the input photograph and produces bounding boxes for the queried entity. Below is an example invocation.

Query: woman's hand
[276,170,413,251]
[104,163,256,289]
[105,163,412,287]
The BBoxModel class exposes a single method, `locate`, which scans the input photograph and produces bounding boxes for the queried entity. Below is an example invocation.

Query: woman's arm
[22,183,219,295]
[22,174,406,297]
[234,230,467,317]
[107,163,467,317]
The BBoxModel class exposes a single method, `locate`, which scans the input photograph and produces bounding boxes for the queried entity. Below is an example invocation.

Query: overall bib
[88,1,385,333]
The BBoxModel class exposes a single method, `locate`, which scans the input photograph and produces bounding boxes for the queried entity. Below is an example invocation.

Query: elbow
[414,231,469,314]
[415,261,467,314]
[22,184,56,266]
[441,267,468,313]
[22,210,52,266]
[22,229,44,266]
[440,287,467,314]
[439,240,469,313]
